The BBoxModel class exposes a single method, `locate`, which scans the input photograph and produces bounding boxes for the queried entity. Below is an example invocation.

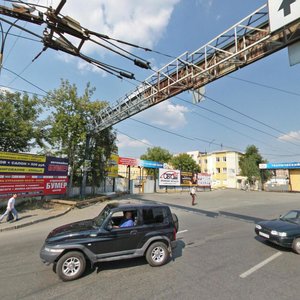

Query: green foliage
[239,145,266,184]
[44,80,116,189]
[140,147,172,177]
[170,153,201,172]
[140,147,172,163]
[0,91,42,152]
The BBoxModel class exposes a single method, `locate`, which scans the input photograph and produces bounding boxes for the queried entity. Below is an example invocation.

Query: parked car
[40,202,179,281]
[255,210,300,254]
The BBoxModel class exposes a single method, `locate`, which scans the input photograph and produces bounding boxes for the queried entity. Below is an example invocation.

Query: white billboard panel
[159,168,181,186]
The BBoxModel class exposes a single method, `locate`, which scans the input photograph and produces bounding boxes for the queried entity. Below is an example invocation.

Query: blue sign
[260,162,300,169]
[139,159,163,169]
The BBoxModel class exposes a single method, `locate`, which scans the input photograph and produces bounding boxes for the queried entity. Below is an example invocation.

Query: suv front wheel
[146,242,170,267]
[56,251,86,281]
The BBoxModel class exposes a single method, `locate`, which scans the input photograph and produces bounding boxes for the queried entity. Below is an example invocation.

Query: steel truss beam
[95,4,300,131]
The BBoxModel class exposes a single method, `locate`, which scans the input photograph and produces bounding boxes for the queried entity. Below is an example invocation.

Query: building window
[205,159,207,164]
[216,168,221,173]
[223,168,227,173]
[223,157,226,162]
[216,157,220,162]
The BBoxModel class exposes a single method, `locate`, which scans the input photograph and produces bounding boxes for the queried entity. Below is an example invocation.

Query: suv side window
[142,208,168,225]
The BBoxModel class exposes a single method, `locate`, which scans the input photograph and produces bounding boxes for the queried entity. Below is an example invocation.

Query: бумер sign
[0,152,68,198]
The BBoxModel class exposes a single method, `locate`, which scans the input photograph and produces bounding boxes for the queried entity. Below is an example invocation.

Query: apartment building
[197,150,243,189]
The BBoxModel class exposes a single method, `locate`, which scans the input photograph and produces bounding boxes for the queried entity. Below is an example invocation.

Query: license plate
[259,232,269,239]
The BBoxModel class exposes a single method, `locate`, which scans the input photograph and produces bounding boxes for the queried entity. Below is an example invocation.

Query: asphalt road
[1,190,300,300]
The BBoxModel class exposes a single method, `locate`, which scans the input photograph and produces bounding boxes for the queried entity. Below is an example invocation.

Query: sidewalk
[0,192,124,232]
[0,206,73,232]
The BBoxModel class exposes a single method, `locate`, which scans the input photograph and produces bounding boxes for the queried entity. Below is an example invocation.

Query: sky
[1,0,300,163]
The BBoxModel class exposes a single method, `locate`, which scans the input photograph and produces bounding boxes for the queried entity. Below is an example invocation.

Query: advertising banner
[139,159,163,169]
[197,173,211,187]
[118,156,163,169]
[0,175,68,198]
[180,172,198,186]
[159,168,181,186]
[118,157,138,166]
[259,162,300,170]
[106,154,119,177]
[0,152,68,176]
[0,152,69,197]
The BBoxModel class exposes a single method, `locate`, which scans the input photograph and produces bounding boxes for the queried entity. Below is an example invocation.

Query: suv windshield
[93,206,111,227]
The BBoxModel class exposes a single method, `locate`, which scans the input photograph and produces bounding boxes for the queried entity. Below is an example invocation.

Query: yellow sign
[0,166,44,174]
[0,152,46,162]
[106,154,119,177]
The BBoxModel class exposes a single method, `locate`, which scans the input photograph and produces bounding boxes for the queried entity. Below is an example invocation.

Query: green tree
[140,147,172,164]
[170,153,201,172]
[239,145,266,185]
[0,90,43,152]
[140,147,172,191]
[44,80,116,196]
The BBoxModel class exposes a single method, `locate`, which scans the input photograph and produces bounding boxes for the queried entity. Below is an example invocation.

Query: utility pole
[81,132,91,199]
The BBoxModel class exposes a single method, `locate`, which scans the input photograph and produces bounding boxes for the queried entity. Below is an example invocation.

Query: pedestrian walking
[0,194,19,223]
[190,185,196,206]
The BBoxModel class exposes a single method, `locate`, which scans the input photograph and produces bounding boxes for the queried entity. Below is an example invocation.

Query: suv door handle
[130,230,137,235]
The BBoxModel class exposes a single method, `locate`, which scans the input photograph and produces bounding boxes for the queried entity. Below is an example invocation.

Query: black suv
[40,202,179,281]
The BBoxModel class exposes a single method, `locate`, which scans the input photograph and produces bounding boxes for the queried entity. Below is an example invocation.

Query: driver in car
[114,211,134,228]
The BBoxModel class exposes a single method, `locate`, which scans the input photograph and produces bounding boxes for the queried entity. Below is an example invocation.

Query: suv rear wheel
[146,242,169,267]
[56,251,86,281]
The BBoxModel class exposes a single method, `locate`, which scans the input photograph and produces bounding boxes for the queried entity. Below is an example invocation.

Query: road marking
[177,230,188,234]
[239,252,282,278]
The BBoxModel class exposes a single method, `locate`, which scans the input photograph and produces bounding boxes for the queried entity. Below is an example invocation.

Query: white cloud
[117,133,151,149]
[31,0,180,56]
[278,131,300,142]
[138,100,189,129]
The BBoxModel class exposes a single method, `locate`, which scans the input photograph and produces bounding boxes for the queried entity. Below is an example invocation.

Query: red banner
[0,175,68,198]
[118,157,138,166]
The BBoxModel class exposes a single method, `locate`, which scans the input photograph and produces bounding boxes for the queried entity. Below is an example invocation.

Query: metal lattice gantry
[94,3,300,131]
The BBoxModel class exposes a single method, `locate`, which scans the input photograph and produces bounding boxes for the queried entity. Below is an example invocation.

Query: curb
[0,192,127,233]
[0,207,73,233]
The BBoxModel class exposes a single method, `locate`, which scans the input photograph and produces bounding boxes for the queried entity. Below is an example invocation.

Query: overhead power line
[228,75,300,98]
[0,84,45,96]
[1,66,47,93]
[176,96,300,148]
[0,0,154,79]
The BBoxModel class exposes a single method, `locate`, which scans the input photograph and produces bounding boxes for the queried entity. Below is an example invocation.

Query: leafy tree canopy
[44,80,116,190]
[239,145,266,184]
[0,90,42,152]
[140,146,172,163]
[170,153,200,172]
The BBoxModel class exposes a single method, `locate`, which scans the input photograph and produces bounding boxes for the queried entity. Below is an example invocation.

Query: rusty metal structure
[0,2,300,132]
[95,3,300,131]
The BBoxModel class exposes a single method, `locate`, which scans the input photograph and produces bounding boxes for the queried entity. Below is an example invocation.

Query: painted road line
[239,252,282,278]
[177,230,188,234]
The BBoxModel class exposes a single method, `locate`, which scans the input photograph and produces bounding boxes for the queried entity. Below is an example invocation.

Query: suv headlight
[255,224,262,230]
